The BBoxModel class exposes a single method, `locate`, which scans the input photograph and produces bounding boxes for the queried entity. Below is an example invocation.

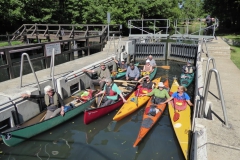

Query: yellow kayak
[113,77,161,121]
[168,79,191,159]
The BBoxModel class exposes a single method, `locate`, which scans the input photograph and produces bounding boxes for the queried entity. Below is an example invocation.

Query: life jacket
[173,98,187,111]
[141,71,150,76]
[80,90,93,101]
[118,68,124,72]
[143,65,152,71]
[44,92,58,106]
[136,86,152,95]
[185,66,194,74]
[105,84,117,96]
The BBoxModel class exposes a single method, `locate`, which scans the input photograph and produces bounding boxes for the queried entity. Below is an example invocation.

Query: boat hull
[1,99,92,147]
[180,73,194,88]
[84,93,133,124]
[133,79,169,147]
[113,74,160,122]
[168,79,191,159]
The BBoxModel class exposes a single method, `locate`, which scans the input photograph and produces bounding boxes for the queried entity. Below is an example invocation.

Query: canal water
[0,60,194,160]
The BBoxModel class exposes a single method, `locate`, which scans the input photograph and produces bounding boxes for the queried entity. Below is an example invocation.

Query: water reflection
[0,60,194,160]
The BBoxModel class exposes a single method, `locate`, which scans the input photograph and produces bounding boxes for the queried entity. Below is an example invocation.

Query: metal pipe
[201,68,229,127]
[202,57,216,95]
[50,48,57,91]
[0,96,22,106]
[20,53,41,91]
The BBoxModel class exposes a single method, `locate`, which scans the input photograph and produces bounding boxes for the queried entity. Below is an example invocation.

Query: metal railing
[20,53,41,91]
[201,67,229,127]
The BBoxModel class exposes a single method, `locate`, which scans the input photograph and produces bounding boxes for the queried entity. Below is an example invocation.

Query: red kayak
[84,82,137,124]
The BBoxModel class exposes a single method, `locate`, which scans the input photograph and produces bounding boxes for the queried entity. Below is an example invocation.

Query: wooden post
[5,49,14,79]
[6,32,12,46]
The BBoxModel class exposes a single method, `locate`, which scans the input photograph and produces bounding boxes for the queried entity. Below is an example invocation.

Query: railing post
[20,53,41,91]
[201,68,229,127]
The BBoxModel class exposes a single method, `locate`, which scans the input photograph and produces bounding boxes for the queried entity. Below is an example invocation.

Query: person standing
[83,63,111,90]
[21,85,65,120]
[126,63,140,81]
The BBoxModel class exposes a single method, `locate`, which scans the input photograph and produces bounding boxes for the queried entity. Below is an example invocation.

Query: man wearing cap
[142,82,170,104]
[95,78,127,107]
[146,55,156,67]
[126,63,140,81]
[113,57,128,72]
[83,63,111,90]
[141,59,153,76]
[182,60,196,74]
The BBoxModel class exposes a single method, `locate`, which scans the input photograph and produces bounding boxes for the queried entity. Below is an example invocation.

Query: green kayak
[180,73,195,87]
[1,98,93,147]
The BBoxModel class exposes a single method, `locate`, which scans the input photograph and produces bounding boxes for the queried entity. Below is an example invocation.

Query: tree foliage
[0,0,212,34]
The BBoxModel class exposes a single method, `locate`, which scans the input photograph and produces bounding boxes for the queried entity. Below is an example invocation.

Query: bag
[64,105,73,113]
[145,105,157,116]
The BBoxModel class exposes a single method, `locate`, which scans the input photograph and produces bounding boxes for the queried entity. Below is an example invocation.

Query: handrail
[0,94,20,124]
[201,68,229,127]
[19,53,41,91]
[50,48,57,91]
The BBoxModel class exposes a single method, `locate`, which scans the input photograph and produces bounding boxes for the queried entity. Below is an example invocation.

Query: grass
[222,35,240,42]
[230,45,240,69]
[0,41,23,47]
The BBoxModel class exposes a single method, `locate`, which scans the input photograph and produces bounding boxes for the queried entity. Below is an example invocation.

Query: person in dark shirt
[21,85,65,120]
[138,75,154,89]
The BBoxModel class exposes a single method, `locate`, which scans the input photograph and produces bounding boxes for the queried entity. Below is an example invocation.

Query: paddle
[114,80,139,83]
[39,114,46,122]
[173,99,180,122]
[97,93,105,108]
[138,65,170,70]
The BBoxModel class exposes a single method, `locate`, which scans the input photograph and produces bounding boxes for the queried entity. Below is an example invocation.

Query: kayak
[168,79,191,159]
[113,68,159,121]
[180,73,194,88]
[84,81,137,124]
[1,98,93,147]
[133,78,169,147]
[112,63,139,79]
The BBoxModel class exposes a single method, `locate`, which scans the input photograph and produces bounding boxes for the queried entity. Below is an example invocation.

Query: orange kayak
[133,79,169,147]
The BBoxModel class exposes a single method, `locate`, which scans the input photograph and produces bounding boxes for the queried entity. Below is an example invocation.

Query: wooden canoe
[0,97,93,147]
[113,71,160,122]
[133,78,169,147]
[84,81,137,124]
[180,73,194,88]
[168,79,191,159]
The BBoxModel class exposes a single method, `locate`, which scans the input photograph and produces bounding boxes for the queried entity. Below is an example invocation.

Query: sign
[45,43,61,57]
[107,12,111,24]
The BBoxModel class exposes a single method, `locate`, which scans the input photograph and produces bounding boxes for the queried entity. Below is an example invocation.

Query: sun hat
[158,82,165,87]
[187,60,192,64]
[146,59,150,63]
[121,59,125,62]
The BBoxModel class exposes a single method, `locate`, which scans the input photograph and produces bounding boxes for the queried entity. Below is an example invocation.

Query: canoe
[168,79,191,159]
[133,78,169,147]
[113,63,139,79]
[113,68,159,121]
[0,98,93,147]
[180,73,194,88]
[84,81,137,124]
